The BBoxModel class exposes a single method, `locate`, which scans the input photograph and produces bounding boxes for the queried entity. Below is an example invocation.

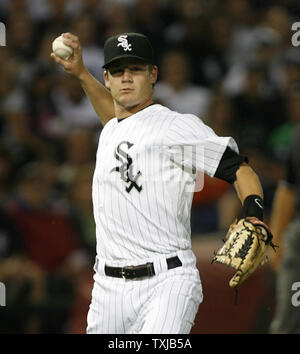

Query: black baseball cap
[102,33,155,69]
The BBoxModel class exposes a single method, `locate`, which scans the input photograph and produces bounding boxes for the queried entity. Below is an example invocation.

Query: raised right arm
[77,69,115,125]
[51,33,115,126]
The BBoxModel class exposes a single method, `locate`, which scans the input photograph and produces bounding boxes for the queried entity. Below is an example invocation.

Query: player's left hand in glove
[212,217,277,288]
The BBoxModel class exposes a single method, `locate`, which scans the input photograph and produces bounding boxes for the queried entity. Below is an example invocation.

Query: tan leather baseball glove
[212,217,277,288]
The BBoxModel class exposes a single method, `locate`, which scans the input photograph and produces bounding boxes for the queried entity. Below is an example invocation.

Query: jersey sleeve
[163,113,239,177]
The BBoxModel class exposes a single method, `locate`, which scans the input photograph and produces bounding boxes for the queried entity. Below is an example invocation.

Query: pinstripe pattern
[92,104,238,262]
[87,251,202,334]
[88,104,239,333]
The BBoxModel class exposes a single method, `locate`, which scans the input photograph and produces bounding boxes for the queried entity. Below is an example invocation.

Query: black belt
[104,256,182,279]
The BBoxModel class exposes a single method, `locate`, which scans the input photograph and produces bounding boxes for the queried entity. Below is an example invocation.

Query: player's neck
[114,97,154,120]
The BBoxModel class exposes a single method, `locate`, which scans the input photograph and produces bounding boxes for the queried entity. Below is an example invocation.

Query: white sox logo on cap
[117,35,132,52]
[103,33,154,68]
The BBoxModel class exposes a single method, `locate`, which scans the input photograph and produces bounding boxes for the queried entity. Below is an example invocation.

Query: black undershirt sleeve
[214,146,248,184]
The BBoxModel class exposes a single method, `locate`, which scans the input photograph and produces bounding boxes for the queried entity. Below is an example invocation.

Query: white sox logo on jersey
[110,141,142,193]
[117,35,132,51]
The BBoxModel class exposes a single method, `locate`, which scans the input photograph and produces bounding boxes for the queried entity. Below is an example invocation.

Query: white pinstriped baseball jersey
[92,103,238,263]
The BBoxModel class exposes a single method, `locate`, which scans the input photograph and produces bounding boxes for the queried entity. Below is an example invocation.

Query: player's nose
[122,68,133,82]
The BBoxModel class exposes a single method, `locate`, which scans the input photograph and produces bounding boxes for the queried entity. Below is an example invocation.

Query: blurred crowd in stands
[0,0,300,333]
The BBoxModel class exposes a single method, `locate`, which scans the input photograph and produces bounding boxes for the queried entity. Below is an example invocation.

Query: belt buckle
[121,266,136,279]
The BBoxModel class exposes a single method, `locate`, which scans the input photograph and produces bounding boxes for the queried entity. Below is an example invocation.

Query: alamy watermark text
[0,22,6,46]
[291,22,300,47]
[0,282,5,306]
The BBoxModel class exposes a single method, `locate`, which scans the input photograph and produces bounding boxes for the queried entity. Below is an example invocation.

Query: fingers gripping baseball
[61,33,80,53]
[51,33,86,78]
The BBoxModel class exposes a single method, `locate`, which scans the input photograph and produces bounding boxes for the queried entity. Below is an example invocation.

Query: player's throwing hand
[50,33,86,79]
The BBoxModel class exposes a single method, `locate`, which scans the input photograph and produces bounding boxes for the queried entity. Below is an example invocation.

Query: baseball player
[51,32,271,334]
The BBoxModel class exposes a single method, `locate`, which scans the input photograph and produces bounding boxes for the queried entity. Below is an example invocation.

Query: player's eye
[109,68,124,75]
[130,66,145,72]
[109,65,145,75]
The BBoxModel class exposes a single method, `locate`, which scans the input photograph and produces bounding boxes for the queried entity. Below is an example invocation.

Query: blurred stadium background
[0,0,299,333]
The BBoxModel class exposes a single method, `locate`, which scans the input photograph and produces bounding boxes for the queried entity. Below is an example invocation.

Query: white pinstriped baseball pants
[86,250,203,334]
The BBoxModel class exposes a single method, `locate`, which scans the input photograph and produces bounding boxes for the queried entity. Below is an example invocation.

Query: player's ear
[150,65,158,85]
[103,70,110,89]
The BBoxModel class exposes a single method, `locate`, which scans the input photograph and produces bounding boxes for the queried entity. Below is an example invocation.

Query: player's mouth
[120,88,134,93]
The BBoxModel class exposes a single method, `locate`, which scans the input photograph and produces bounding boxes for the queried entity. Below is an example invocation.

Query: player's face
[104,59,158,110]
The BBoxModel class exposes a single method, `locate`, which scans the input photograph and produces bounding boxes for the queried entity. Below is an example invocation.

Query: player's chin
[119,95,139,107]
[119,91,135,100]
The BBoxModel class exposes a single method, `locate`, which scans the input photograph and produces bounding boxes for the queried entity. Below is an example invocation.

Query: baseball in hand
[52,35,73,60]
